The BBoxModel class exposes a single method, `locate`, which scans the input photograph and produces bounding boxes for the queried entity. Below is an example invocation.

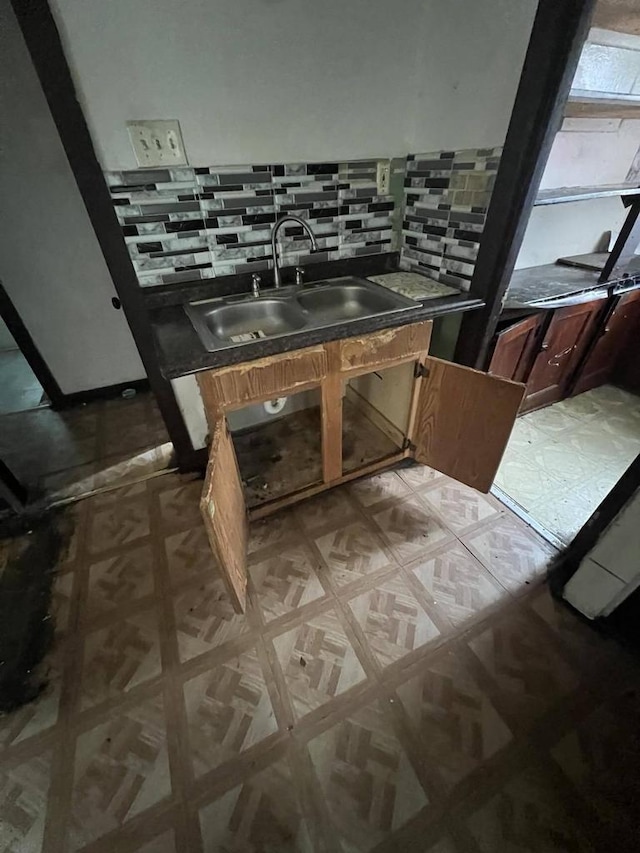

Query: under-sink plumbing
[270,215,319,288]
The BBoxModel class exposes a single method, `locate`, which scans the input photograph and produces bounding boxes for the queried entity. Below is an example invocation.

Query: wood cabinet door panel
[197,345,327,423]
[412,356,525,493]
[573,290,640,395]
[488,314,546,382]
[523,300,605,411]
[200,417,248,613]
[338,321,432,375]
[613,289,640,395]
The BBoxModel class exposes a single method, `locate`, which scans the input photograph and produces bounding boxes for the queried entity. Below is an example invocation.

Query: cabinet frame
[197,322,433,521]
[488,297,617,414]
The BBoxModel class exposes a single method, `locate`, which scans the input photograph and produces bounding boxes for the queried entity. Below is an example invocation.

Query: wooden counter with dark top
[505,265,602,307]
[147,254,484,379]
[504,263,640,309]
[150,291,484,380]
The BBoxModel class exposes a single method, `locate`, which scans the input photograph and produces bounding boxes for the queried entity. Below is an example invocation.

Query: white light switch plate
[376,160,391,195]
[127,120,187,168]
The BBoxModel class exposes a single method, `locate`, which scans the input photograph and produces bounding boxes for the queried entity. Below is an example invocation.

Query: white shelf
[535,183,640,206]
[565,88,640,119]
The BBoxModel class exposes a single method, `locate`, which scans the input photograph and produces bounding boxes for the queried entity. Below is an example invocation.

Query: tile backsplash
[400,147,502,291]
[105,161,395,287]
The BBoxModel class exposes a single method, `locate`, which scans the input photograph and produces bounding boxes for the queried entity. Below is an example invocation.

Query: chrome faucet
[270,215,318,288]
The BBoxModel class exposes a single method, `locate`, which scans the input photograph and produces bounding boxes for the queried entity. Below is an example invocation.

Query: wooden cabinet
[522,300,605,411]
[197,321,525,612]
[572,289,640,396]
[488,299,610,413]
[197,345,328,415]
[337,323,432,373]
[615,345,640,396]
[488,314,546,383]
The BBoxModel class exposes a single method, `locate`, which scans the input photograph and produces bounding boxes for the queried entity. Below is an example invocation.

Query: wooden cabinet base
[230,395,402,511]
[197,321,524,612]
[523,300,605,411]
[248,449,407,520]
[490,293,640,413]
[572,290,640,396]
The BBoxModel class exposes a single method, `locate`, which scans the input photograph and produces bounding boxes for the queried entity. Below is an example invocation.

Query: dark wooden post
[454,0,597,369]
[599,197,640,282]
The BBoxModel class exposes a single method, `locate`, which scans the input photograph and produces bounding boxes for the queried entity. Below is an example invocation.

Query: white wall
[411,0,538,152]
[52,0,423,167]
[539,118,640,190]
[516,116,640,268]
[0,0,145,393]
[516,196,630,268]
[51,0,538,169]
[564,487,640,619]
[516,28,640,270]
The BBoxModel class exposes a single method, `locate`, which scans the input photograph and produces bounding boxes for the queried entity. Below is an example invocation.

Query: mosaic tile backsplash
[400,147,502,291]
[105,162,395,287]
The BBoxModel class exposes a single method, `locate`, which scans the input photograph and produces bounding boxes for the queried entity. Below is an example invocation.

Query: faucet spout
[270,215,318,288]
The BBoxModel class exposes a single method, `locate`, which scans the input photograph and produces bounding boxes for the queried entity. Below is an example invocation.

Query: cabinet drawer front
[197,345,328,414]
[338,321,432,373]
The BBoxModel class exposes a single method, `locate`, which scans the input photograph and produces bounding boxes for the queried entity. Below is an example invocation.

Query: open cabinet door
[412,357,525,493]
[200,417,248,612]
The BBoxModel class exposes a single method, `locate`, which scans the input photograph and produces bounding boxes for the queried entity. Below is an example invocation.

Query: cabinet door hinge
[402,438,417,453]
[414,363,429,379]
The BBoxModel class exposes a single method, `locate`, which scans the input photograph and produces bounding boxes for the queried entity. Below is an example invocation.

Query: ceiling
[594,0,640,36]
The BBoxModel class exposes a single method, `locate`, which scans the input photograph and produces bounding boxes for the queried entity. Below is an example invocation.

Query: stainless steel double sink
[185,276,417,352]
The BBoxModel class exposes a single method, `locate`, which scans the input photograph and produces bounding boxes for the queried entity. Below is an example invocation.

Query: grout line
[146,480,204,852]
[287,740,344,853]
[41,495,93,853]
[491,484,565,550]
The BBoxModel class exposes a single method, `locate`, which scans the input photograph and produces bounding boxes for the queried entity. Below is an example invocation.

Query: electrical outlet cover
[127,120,187,168]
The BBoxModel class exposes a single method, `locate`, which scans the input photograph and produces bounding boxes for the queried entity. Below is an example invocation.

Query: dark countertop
[504,263,640,309]
[147,255,484,379]
[505,265,602,306]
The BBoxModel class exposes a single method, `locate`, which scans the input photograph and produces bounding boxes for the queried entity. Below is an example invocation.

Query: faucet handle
[251,273,261,297]
[295,267,305,286]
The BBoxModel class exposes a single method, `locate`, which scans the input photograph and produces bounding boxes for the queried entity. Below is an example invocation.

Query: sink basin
[186,297,306,345]
[296,279,405,323]
[185,276,417,352]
